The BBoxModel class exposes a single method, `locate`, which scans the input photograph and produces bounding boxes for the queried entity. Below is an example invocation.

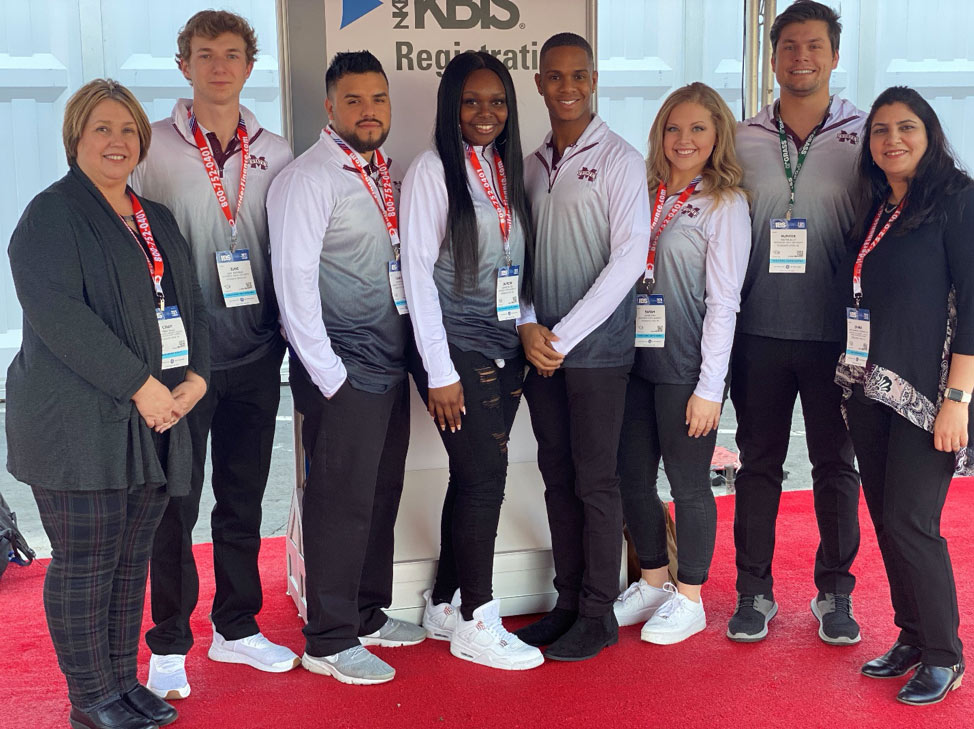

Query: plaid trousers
[32,485,168,710]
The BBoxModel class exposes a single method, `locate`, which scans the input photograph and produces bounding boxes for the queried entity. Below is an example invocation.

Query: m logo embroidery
[249,155,268,170]
[681,204,701,219]
[577,167,598,182]
[837,130,859,145]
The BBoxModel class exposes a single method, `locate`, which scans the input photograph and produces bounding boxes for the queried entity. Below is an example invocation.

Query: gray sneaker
[726,593,778,642]
[811,593,861,645]
[360,616,427,647]
[301,646,395,685]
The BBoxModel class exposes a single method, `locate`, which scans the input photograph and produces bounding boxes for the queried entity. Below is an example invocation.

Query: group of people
[6,2,971,727]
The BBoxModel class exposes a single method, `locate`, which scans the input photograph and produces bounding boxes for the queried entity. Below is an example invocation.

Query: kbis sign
[343,0,520,30]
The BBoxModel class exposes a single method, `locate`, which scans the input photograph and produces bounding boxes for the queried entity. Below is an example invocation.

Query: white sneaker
[207,628,301,672]
[613,579,675,627]
[640,590,706,645]
[450,600,544,671]
[147,653,190,700]
[422,588,461,641]
[302,645,395,685]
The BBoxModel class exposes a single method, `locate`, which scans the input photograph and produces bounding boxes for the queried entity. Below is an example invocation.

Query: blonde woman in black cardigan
[7,80,208,729]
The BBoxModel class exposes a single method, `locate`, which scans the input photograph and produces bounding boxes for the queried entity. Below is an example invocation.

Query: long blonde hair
[646,82,744,204]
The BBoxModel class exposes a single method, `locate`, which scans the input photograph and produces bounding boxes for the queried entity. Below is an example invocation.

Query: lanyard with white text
[124,193,165,310]
[190,112,249,250]
[645,177,700,282]
[324,127,400,259]
[777,101,829,219]
[852,200,905,306]
[467,145,512,266]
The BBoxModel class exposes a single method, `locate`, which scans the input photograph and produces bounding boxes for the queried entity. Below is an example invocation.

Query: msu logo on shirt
[836,131,859,145]
[249,154,269,171]
[681,204,701,219]
[577,167,598,182]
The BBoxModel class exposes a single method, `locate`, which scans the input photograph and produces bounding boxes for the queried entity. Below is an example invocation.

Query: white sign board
[324,0,594,167]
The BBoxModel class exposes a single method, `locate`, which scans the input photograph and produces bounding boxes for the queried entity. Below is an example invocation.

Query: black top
[838,186,974,405]
[6,166,210,494]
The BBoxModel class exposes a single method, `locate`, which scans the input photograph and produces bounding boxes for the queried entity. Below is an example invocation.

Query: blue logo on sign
[342,0,383,28]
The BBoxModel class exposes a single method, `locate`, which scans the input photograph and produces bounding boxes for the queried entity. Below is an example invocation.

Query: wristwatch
[945,388,972,403]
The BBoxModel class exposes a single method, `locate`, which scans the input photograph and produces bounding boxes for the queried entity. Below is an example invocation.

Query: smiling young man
[130,10,298,699]
[267,51,425,685]
[729,0,866,645]
[514,32,651,661]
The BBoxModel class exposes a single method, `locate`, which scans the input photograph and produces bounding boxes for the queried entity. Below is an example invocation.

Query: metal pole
[746,0,760,118]
[761,0,778,108]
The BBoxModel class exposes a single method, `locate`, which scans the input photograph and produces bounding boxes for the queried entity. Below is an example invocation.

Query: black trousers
[730,333,860,596]
[33,485,168,710]
[411,345,525,620]
[290,357,410,657]
[845,390,963,666]
[523,365,629,618]
[618,377,718,585]
[146,346,283,654]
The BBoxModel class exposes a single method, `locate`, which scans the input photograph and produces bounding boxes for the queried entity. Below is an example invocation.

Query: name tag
[845,307,870,367]
[496,265,520,321]
[769,218,807,273]
[157,305,189,370]
[388,260,409,315]
[635,293,665,348]
[215,249,260,308]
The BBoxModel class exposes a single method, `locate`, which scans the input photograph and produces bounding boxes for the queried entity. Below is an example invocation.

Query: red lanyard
[853,199,904,305]
[645,177,700,280]
[189,112,249,248]
[467,145,511,263]
[324,127,400,258]
[123,193,165,309]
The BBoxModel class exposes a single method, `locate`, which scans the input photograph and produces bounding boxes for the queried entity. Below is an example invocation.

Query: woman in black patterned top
[835,85,972,706]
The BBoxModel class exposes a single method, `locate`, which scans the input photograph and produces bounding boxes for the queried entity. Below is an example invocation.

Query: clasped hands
[518,323,564,377]
[132,371,207,433]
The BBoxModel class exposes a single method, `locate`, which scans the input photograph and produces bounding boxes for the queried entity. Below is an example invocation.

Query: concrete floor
[1,387,816,560]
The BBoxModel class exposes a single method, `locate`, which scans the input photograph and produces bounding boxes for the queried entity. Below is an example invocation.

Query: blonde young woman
[612,83,751,644]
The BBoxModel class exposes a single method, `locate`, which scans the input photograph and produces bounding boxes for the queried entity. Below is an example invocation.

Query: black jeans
[730,333,860,597]
[618,377,718,585]
[523,365,629,618]
[290,357,410,657]
[147,346,284,654]
[33,485,168,710]
[845,389,963,666]
[411,345,525,620]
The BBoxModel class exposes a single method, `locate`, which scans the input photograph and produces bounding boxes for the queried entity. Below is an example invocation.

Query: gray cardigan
[5,166,210,494]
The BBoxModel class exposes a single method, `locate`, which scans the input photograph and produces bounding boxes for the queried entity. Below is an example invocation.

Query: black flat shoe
[122,685,178,726]
[861,641,923,679]
[514,607,578,647]
[69,699,158,729]
[897,659,965,706]
[545,612,618,662]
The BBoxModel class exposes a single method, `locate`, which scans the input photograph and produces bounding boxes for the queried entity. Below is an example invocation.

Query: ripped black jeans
[411,344,525,619]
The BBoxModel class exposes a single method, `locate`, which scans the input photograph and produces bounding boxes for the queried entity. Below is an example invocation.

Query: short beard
[333,123,390,155]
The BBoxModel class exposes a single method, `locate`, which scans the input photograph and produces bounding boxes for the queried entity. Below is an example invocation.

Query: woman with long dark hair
[836,85,971,705]
[400,51,542,670]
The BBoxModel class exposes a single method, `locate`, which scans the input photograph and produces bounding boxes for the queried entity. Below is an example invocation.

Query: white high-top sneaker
[422,588,461,641]
[450,600,544,671]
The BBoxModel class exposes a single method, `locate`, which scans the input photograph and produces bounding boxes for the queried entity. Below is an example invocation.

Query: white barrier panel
[285,0,628,623]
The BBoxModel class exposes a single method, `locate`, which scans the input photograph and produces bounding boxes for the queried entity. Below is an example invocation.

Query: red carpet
[3,484,974,729]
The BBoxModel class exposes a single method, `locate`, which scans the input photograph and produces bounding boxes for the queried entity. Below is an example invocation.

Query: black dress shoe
[861,641,923,679]
[897,659,965,706]
[69,699,158,729]
[122,685,178,726]
[514,607,578,647]
[545,612,619,662]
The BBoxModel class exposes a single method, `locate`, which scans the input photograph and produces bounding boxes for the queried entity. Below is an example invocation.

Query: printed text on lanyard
[467,145,512,267]
[190,113,249,249]
[645,177,700,283]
